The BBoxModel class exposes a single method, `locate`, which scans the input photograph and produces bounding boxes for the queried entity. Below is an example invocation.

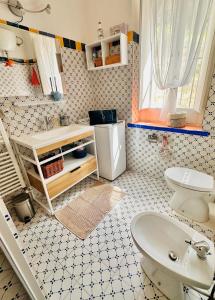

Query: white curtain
[139,0,212,120]
[31,34,63,95]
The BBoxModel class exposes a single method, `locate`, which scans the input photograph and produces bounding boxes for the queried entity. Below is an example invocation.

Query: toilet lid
[165,167,214,192]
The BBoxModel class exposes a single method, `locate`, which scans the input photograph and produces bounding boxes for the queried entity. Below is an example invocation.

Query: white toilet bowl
[131,212,215,300]
[165,167,214,222]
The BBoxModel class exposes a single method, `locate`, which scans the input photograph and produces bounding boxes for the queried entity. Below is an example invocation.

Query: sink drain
[168,250,178,261]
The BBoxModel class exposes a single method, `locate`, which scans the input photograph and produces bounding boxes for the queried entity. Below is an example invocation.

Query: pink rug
[55,183,125,239]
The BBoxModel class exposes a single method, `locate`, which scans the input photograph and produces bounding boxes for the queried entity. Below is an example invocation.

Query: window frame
[137,0,215,127]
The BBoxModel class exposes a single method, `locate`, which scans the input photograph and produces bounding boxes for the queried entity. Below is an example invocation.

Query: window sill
[128,122,209,136]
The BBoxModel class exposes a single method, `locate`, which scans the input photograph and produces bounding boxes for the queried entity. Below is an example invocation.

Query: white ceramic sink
[11,124,93,150]
[32,124,84,141]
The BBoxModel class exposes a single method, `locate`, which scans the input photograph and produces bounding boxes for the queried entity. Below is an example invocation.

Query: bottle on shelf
[97,21,104,40]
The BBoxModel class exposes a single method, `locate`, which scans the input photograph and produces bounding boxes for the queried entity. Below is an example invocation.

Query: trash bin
[13,193,35,223]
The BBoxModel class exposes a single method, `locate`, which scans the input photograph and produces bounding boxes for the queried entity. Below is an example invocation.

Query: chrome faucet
[185,240,211,260]
[44,116,52,130]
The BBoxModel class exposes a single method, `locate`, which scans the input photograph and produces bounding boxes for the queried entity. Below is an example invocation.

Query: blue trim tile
[0,56,35,64]
[18,24,29,31]
[63,38,70,48]
[133,32,139,44]
[0,57,7,62]
[2,18,91,52]
[69,40,76,49]
[81,43,85,51]
[6,21,18,27]
[13,58,24,63]
[28,59,35,64]
[39,31,55,38]
[127,123,210,137]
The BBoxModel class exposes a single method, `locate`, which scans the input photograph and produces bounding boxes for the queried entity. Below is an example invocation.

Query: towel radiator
[0,119,25,197]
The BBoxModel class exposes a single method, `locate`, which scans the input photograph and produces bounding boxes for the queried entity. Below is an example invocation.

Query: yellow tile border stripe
[55,36,64,47]
[75,41,82,51]
[0,19,7,24]
[0,18,138,52]
[127,31,133,43]
[29,28,39,34]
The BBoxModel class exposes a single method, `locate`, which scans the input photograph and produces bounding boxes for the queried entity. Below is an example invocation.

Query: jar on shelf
[168,112,187,128]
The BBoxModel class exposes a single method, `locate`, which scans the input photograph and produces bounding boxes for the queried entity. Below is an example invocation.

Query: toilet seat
[165,167,214,192]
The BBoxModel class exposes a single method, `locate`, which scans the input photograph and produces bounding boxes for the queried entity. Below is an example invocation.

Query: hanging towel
[31,66,40,86]
[31,33,63,95]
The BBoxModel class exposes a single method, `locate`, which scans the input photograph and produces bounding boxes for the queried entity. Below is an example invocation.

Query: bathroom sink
[11,124,93,149]
[32,124,84,141]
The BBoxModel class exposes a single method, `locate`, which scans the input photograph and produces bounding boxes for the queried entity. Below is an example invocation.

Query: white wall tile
[1,41,215,298]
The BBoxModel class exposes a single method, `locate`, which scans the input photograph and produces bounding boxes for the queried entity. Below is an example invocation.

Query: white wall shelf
[85,33,128,71]
[13,100,66,107]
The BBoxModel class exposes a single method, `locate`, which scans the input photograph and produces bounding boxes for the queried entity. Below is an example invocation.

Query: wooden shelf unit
[13,130,99,214]
[85,33,128,71]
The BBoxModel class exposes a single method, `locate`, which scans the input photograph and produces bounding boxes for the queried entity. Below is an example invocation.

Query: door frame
[0,198,44,300]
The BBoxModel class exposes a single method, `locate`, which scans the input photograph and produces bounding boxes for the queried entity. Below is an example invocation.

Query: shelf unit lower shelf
[88,62,127,71]
[27,154,97,200]
[28,154,95,184]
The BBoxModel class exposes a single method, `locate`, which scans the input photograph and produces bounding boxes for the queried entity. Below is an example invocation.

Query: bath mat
[55,183,125,239]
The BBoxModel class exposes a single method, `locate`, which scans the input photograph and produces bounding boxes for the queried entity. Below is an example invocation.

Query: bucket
[13,193,35,223]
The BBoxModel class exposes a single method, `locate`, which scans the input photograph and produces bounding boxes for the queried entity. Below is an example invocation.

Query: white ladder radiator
[0,120,25,197]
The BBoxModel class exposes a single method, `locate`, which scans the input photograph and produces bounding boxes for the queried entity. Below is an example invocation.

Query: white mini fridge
[94,120,126,180]
[79,119,126,180]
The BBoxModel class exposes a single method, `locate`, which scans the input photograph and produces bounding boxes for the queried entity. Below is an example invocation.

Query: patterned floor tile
[63,288,91,300]
[10,172,214,300]
[74,253,116,298]
[29,252,60,284]
[57,244,95,279]
[46,231,82,260]
[40,262,80,299]
[184,286,208,300]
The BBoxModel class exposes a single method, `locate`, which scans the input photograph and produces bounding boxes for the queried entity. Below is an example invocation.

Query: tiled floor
[12,171,214,300]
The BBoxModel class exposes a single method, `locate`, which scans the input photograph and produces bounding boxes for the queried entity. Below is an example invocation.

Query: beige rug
[55,183,125,239]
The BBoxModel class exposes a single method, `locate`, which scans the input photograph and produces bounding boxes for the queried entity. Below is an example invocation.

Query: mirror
[0,24,64,98]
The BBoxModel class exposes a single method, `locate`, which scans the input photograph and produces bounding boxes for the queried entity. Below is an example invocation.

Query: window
[148,24,211,111]
[139,0,215,126]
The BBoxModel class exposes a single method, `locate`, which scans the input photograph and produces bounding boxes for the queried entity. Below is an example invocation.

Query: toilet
[165,167,214,223]
[130,212,215,300]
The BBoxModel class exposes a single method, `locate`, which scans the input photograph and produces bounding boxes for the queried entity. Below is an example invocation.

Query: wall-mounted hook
[148,133,158,143]
[16,36,24,46]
